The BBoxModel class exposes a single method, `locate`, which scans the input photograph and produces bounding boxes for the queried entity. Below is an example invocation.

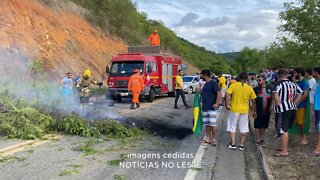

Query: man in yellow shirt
[174,70,191,109]
[218,72,227,106]
[225,72,257,151]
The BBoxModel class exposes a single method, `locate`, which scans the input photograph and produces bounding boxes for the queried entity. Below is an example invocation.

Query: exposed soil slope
[0,0,127,80]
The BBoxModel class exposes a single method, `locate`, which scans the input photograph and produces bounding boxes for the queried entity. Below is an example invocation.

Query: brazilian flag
[289,78,310,135]
[192,92,202,136]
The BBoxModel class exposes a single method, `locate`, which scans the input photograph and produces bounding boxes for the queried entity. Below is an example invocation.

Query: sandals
[273,152,288,157]
[312,150,320,156]
[200,139,217,146]
[200,139,210,144]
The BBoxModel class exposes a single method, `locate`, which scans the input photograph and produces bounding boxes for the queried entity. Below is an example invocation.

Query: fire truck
[106,46,186,102]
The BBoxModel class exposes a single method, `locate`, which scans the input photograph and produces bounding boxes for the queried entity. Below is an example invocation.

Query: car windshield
[109,61,144,76]
[183,77,194,82]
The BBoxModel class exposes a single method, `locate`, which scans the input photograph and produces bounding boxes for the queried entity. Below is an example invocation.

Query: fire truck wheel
[148,88,155,102]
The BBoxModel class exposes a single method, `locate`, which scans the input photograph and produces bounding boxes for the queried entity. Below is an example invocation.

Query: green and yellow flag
[192,92,202,136]
[289,78,310,135]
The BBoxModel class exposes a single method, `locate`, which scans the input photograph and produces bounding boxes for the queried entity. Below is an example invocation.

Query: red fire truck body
[107,46,185,102]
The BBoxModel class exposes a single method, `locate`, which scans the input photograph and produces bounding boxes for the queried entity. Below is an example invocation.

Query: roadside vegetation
[0,58,147,141]
[0,100,148,140]
[0,97,147,140]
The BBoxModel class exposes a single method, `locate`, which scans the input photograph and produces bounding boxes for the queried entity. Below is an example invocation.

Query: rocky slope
[0,0,127,81]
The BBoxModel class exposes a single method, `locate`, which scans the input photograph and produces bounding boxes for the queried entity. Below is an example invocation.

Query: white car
[183,76,200,94]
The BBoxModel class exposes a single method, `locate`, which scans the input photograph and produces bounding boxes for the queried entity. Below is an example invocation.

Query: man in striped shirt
[272,69,303,157]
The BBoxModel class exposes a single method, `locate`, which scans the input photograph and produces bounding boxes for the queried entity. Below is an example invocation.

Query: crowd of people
[193,66,320,156]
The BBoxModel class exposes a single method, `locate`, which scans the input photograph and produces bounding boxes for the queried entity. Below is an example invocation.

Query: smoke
[0,47,117,120]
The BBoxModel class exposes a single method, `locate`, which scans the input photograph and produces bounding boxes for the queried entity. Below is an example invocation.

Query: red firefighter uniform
[128,69,144,106]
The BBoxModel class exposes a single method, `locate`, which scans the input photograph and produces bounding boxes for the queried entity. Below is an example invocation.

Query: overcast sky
[133,0,288,53]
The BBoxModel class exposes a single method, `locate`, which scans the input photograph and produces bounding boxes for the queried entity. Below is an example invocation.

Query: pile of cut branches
[0,99,55,139]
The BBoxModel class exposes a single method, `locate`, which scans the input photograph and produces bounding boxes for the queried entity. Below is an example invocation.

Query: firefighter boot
[130,103,136,109]
[136,103,140,108]
[80,96,85,103]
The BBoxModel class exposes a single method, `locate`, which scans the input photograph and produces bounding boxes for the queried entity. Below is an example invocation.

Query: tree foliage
[278,0,320,65]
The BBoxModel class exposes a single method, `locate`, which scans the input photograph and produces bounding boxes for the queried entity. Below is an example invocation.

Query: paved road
[0,94,264,180]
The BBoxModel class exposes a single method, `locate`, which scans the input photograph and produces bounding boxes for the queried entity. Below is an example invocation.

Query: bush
[94,120,145,139]
[0,107,55,139]
[58,114,100,137]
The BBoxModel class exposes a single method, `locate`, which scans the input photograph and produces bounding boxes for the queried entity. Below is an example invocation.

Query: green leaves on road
[58,114,100,137]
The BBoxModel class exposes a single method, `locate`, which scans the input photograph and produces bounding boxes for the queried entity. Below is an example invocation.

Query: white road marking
[184,143,207,180]
[0,134,61,157]
[184,106,224,180]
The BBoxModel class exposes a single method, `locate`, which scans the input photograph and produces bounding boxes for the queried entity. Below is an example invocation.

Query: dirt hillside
[0,0,199,82]
[0,0,127,81]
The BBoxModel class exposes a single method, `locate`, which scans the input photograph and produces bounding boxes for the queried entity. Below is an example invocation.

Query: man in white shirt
[306,69,317,134]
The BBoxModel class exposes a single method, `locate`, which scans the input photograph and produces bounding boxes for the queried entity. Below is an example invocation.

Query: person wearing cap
[148,29,160,46]
[76,69,103,103]
[128,69,144,109]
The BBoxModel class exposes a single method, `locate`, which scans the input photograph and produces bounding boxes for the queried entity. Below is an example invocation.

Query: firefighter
[128,69,144,109]
[148,29,160,46]
[76,69,103,103]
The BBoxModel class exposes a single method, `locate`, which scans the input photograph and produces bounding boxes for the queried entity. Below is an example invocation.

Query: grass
[69,164,82,168]
[59,169,78,176]
[107,153,127,167]
[113,175,126,180]
[190,167,204,171]
[27,149,34,154]
[72,138,103,156]
[151,140,174,148]
[0,156,27,163]
[208,165,214,172]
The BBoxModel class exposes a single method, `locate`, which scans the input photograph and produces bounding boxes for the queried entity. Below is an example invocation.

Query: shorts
[221,87,227,98]
[315,110,320,133]
[202,110,219,127]
[254,114,270,129]
[275,110,295,134]
[227,112,249,133]
[295,108,306,125]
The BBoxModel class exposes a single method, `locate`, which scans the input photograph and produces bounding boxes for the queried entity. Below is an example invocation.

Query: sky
[133,0,288,53]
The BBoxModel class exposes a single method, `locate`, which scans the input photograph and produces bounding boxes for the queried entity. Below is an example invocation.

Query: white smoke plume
[0,47,117,120]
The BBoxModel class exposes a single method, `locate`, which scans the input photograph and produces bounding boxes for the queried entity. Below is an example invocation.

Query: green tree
[236,47,265,72]
[279,0,320,65]
[263,38,304,67]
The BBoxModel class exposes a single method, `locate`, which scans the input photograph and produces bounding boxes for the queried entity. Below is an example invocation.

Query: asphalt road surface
[0,94,264,180]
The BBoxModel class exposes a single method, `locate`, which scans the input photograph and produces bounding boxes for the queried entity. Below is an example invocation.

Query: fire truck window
[146,62,150,72]
[109,62,144,76]
[152,62,157,72]
[110,63,118,73]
